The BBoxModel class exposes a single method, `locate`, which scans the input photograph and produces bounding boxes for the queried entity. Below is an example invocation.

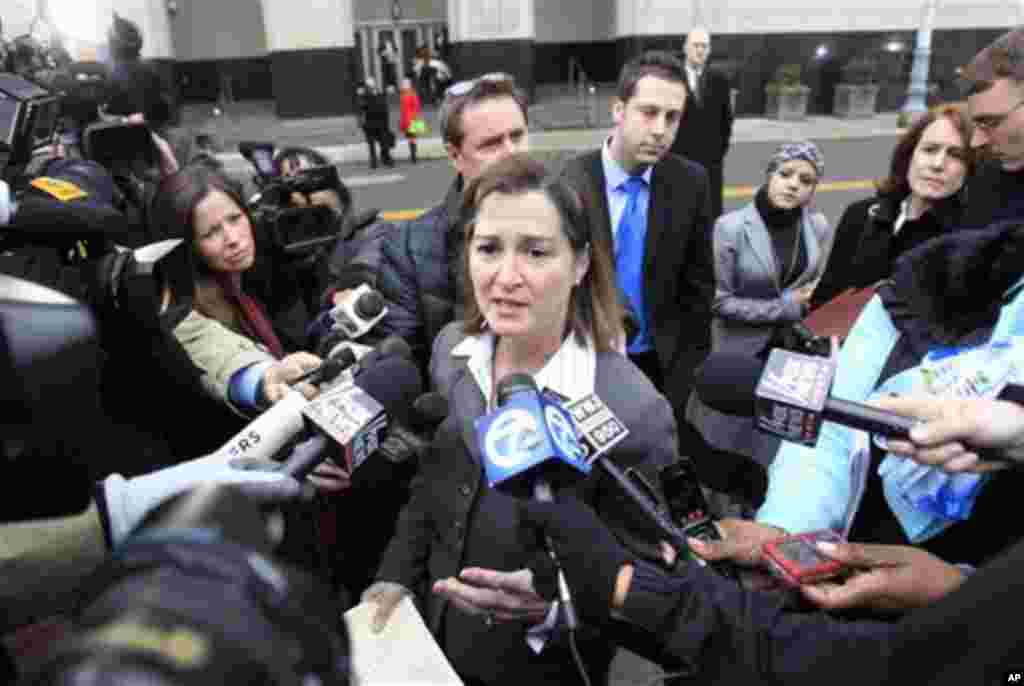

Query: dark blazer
[375,322,679,684]
[670,66,734,168]
[560,150,715,408]
[811,192,964,310]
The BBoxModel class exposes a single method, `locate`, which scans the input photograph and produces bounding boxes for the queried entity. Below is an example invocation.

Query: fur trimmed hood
[880,220,1024,352]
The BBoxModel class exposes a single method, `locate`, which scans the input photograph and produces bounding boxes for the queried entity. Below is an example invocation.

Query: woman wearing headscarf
[686,141,831,507]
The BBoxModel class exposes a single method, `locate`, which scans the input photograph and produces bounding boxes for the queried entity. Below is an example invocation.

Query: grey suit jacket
[710,200,831,357]
[689,200,830,465]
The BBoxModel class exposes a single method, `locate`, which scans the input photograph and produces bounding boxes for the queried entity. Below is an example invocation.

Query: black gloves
[518,495,632,624]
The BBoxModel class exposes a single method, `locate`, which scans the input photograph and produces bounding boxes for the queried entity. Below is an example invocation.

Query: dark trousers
[364,129,394,169]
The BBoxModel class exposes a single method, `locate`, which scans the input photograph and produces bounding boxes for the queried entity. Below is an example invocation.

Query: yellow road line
[723,179,876,199]
[382,179,878,221]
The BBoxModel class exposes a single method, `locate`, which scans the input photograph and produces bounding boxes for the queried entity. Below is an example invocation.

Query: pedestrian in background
[357,78,395,169]
[399,76,424,164]
[670,27,734,220]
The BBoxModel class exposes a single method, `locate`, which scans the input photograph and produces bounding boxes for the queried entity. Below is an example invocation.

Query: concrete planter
[765,86,811,121]
[833,83,880,119]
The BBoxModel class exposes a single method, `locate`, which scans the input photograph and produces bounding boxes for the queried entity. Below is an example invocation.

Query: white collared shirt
[893,197,911,236]
[686,64,703,97]
[450,330,598,410]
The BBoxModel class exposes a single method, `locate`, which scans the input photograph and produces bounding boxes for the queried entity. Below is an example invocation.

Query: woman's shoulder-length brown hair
[459,153,625,353]
[876,103,975,197]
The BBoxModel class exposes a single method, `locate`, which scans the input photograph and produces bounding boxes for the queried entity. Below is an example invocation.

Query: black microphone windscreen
[375,335,413,361]
[354,354,423,425]
[495,373,537,406]
[694,353,765,417]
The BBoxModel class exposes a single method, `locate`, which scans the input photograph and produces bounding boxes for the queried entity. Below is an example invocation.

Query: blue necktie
[616,176,650,353]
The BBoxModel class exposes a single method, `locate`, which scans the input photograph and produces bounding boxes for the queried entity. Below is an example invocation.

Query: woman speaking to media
[363,154,679,686]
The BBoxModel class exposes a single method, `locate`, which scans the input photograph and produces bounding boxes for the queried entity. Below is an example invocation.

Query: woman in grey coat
[686,141,831,506]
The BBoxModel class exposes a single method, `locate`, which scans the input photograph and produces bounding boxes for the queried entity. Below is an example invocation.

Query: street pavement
[202,82,904,176]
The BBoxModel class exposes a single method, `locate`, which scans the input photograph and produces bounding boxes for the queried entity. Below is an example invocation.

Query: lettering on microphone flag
[755,349,834,445]
[302,384,386,467]
[476,391,591,488]
[564,393,629,464]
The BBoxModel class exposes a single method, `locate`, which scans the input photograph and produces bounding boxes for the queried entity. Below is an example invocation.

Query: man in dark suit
[670,28,734,219]
[561,50,715,414]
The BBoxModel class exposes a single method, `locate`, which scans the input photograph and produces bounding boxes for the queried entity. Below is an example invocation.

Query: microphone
[289,346,358,388]
[476,374,591,494]
[292,353,423,477]
[202,347,363,467]
[694,350,917,446]
[476,374,590,630]
[327,284,388,341]
[206,389,313,464]
[412,391,449,430]
[369,390,450,466]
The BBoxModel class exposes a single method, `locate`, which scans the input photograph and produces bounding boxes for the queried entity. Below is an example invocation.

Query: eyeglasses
[973,98,1024,132]
[444,72,515,99]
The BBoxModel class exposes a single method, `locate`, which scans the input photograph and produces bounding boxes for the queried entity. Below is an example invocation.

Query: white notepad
[343,596,463,685]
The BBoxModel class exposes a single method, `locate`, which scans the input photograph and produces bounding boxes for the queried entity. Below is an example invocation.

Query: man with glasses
[962,28,1024,226]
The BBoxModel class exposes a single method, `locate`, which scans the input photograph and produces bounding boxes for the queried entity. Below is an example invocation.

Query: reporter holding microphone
[148,164,349,491]
[448,391,1024,683]
[362,154,679,686]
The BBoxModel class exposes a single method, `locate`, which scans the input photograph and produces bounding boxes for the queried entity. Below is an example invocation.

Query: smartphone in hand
[762,530,848,586]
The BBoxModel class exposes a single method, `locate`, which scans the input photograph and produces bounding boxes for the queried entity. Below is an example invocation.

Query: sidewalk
[195,84,904,169]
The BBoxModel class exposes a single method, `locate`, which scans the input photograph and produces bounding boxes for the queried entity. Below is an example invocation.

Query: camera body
[0,73,61,182]
[20,486,352,685]
[248,164,349,258]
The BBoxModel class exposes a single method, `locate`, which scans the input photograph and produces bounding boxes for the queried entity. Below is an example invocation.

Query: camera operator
[104,14,173,133]
[0,274,310,677]
[274,146,348,215]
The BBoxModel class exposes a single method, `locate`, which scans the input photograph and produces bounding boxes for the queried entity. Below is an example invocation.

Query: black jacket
[669,66,734,168]
[371,180,465,374]
[811,192,964,310]
[106,59,172,127]
[962,159,1024,229]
